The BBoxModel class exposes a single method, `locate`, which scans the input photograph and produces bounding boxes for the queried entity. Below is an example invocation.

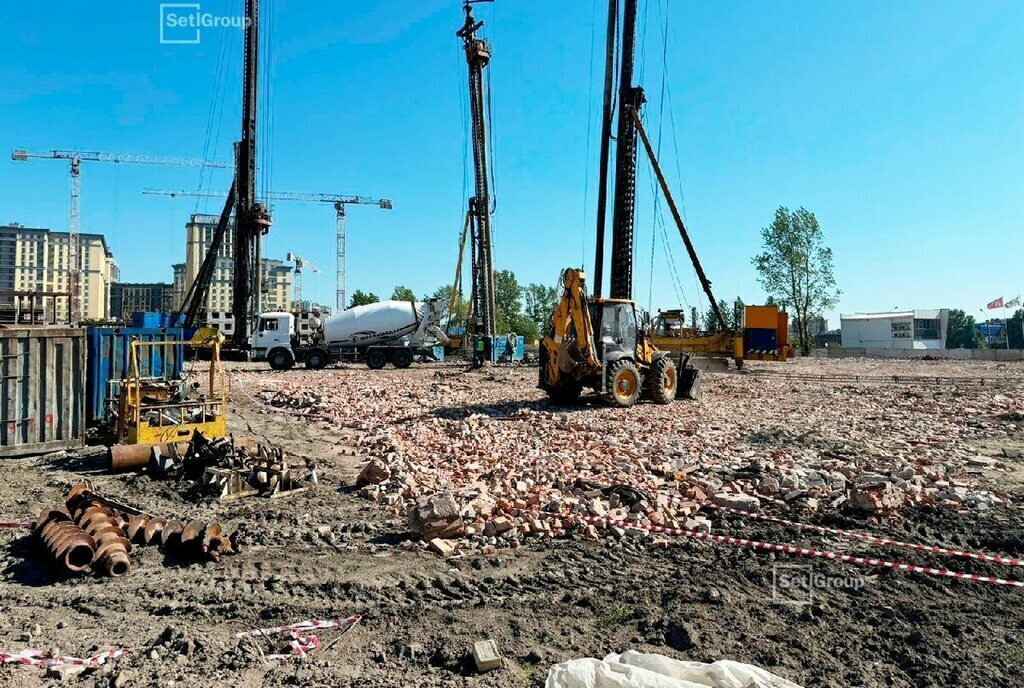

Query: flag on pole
[1006,296,1021,308]
[988,297,1004,309]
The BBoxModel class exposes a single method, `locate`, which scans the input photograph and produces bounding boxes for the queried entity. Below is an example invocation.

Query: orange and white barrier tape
[550,511,1024,589]
[1,648,128,668]
[234,614,361,661]
[607,479,1024,568]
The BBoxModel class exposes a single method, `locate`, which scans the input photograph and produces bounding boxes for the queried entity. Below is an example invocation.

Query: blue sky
[1,1,1021,326]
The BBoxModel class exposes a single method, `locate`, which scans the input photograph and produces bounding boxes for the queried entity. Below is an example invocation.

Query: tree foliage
[390,285,416,302]
[523,282,559,337]
[1009,309,1024,349]
[348,290,379,308]
[752,207,839,355]
[430,284,470,327]
[945,309,983,349]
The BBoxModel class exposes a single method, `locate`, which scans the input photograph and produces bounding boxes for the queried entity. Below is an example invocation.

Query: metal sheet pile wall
[0,328,85,457]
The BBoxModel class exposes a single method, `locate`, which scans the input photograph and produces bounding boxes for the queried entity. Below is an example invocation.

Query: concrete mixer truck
[250,299,449,370]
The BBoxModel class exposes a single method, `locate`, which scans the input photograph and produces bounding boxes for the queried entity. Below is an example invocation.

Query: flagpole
[1004,305,1009,349]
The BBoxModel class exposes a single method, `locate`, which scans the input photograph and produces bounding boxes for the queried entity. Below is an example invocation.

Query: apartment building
[110,282,174,321]
[0,223,117,321]
[178,214,292,316]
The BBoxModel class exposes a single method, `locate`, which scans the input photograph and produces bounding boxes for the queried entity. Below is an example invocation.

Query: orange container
[744,305,779,330]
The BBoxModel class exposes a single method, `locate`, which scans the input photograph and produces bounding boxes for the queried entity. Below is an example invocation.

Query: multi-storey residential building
[110,282,174,321]
[0,223,117,322]
[178,214,292,317]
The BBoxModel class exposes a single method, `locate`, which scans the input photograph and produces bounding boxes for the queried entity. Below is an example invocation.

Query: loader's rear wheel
[604,360,641,408]
[545,380,583,405]
[648,357,677,405]
[366,350,387,370]
[392,349,413,369]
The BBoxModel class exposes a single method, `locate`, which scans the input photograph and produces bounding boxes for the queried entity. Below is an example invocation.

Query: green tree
[494,269,522,335]
[523,282,559,337]
[348,290,379,308]
[945,309,983,349]
[391,285,416,302]
[430,284,470,327]
[1008,309,1024,349]
[704,299,730,332]
[731,297,745,331]
[752,206,840,355]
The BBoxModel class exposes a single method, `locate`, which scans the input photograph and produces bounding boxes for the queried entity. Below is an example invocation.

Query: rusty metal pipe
[34,510,95,573]
[108,442,189,473]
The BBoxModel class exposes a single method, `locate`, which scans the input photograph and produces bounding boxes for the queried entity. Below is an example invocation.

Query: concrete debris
[408,492,465,540]
[428,537,456,557]
[357,458,391,486]
[232,358,1022,553]
[472,639,501,672]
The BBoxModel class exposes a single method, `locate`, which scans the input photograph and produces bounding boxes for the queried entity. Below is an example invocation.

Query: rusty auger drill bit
[65,485,132,577]
[34,509,96,574]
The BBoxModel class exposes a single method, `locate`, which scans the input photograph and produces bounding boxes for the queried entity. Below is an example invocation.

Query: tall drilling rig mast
[457,0,497,339]
[607,0,643,301]
[232,0,272,346]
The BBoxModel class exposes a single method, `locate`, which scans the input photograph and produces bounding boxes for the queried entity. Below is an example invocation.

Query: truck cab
[250,312,296,370]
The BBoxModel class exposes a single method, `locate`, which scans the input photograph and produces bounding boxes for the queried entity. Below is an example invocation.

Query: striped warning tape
[234,614,361,661]
[608,479,1024,567]
[549,511,1024,588]
[0,648,128,668]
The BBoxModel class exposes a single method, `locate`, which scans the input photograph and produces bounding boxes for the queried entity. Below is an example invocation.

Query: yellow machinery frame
[117,339,227,445]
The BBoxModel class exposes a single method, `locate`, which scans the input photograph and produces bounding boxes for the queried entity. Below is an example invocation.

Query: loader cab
[588,298,638,362]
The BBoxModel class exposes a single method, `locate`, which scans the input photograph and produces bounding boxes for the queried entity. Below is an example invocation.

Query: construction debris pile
[110,433,317,501]
[238,359,1024,556]
[32,483,240,577]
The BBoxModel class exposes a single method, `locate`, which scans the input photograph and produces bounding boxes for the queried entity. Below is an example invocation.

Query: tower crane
[143,189,391,315]
[10,148,228,325]
[285,252,320,311]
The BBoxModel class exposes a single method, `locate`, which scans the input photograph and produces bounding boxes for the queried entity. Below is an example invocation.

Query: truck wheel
[269,349,294,371]
[647,357,677,405]
[366,350,387,370]
[603,359,640,408]
[304,349,328,370]
[392,349,413,369]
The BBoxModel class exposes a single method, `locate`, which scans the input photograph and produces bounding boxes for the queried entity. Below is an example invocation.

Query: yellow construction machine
[538,269,687,407]
[116,338,227,445]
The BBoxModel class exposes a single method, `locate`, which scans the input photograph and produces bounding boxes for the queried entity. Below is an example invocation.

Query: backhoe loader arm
[540,269,600,388]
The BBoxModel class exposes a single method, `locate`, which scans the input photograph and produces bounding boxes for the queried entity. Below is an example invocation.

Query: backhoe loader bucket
[676,366,703,401]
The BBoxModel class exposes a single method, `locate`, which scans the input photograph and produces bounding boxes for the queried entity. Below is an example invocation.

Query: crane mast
[457,0,497,339]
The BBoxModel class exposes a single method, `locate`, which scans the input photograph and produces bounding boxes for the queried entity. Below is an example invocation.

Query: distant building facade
[840,310,949,350]
[180,214,292,317]
[110,282,174,320]
[0,223,117,321]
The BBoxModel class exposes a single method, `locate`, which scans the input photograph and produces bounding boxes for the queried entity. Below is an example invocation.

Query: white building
[840,310,949,350]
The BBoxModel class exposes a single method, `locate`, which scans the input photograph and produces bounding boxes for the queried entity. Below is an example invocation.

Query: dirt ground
[3,358,1024,687]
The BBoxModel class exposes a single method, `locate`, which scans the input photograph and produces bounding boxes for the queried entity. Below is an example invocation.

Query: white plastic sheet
[545,651,802,688]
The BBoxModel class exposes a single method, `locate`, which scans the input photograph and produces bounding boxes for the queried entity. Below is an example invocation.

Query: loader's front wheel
[647,356,677,405]
[604,359,641,408]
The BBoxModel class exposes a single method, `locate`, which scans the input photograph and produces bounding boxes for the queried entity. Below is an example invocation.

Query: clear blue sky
[1,1,1021,326]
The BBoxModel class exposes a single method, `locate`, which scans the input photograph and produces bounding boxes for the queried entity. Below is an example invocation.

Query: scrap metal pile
[33,483,240,577]
[237,359,1024,556]
[110,433,316,500]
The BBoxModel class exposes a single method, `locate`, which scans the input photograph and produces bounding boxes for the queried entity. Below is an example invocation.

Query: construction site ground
[3,357,1024,687]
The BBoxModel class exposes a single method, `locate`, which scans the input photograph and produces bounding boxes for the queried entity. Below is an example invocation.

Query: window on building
[914,319,941,340]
